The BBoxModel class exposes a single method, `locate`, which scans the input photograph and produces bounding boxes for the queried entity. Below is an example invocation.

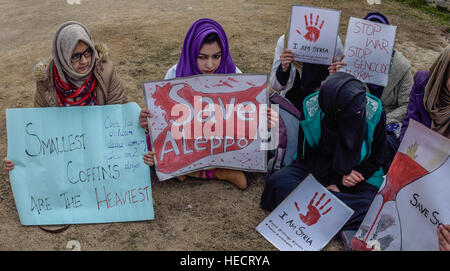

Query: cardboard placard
[143,74,270,181]
[286,5,341,65]
[342,17,397,86]
[6,103,154,225]
[351,120,450,251]
[257,175,354,251]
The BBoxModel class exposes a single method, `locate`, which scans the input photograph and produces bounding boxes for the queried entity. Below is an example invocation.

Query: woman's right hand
[266,107,279,129]
[3,157,14,172]
[280,49,295,72]
[139,108,152,132]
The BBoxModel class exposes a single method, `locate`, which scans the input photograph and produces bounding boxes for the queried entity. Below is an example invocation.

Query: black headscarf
[284,63,330,112]
[318,72,367,176]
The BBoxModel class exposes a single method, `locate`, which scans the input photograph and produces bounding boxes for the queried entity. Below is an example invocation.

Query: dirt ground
[0,0,448,251]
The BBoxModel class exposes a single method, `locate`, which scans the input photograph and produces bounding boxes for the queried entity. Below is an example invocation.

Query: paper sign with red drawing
[256,175,354,251]
[342,17,397,87]
[287,5,341,65]
[142,74,270,181]
[351,120,450,251]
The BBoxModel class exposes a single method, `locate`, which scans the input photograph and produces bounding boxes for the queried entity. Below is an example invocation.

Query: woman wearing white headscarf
[34,21,127,107]
[4,21,127,170]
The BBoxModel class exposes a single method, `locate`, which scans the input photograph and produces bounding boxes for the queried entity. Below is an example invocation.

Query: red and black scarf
[53,65,97,106]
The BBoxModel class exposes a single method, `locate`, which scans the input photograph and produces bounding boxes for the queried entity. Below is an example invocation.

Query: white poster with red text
[351,120,450,251]
[256,175,354,251]
[287,5,341,65]
[342,17,397,86]
[142,74,270,181]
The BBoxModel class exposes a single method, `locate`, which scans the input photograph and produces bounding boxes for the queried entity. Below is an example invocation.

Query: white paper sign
[342,17,397,86]
[351,120,450,251]
[256,175,354,251]
[142,74,269,181]
[286,5,341,65]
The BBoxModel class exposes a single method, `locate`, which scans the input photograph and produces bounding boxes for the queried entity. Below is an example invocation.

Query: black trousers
[260,159,378,231]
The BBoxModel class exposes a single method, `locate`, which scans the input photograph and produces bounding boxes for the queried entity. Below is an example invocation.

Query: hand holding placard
[280,49,295,72]
[287,5,341,65]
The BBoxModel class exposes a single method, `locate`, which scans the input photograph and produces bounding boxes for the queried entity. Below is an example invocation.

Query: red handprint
[294,192,332,226]
[296,13,325,43]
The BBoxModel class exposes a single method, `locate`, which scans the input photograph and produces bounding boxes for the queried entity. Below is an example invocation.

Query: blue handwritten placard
[6,102,154,225]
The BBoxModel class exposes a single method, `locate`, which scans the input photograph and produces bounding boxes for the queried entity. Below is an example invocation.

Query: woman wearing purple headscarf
[165,18,241,78]
[139,18,248,190]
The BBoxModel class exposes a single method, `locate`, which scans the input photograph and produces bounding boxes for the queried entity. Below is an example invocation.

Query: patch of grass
[411,13,425,20]
[393,0,450,25]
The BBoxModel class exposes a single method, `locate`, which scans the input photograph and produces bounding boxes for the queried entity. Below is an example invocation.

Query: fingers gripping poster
[142,74,269,181]
[256,175,354,251]
[287,5,341,65]
[6,103,154,225]
[351,120,450,251]
[342,17,397,87]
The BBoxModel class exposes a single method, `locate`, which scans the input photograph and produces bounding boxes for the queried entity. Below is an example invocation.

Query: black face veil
[318,72,367,176]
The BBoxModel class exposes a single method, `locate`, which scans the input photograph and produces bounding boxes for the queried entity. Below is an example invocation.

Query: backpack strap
[269,92,301,119]
[300,92,322,150]
[273,147,286,172]
[359,93,383,161]
[267,93,302,175]
[266,111,287,176]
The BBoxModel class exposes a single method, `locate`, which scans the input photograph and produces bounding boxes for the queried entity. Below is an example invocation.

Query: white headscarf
[51,21,97,87]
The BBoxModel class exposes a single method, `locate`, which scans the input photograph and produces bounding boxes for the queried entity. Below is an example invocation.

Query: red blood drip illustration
[363,152,428,242]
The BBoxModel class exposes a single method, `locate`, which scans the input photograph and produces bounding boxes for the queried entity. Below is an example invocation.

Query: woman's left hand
[328,55,347,75]
[342,170,365,187]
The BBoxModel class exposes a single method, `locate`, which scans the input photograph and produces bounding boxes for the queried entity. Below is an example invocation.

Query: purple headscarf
[176,18,236,77]
[364,12,390,25]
